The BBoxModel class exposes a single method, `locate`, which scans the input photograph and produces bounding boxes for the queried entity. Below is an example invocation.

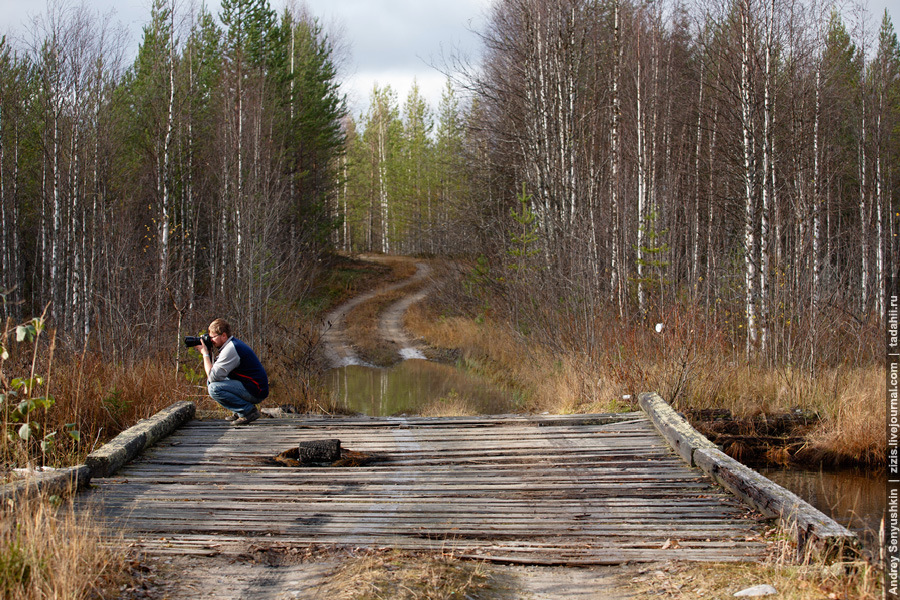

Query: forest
[0,0,897,450]
[1,0,897,366]
[340,0,900,370]
[0,0,345,357]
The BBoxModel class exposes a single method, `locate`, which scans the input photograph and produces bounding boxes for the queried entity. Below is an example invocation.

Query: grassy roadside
[314,549,514,600]
[0,499,136,600]
[406,298,884,469]
[628,557,882,599]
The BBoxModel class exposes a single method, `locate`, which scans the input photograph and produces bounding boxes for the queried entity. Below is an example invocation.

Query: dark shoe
[231,407,260,426]
[225,413,240,422]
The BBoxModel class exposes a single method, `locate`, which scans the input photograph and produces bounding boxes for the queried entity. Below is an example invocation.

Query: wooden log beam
[638,392,718,466]
[693,447,857,559]
[86,401,195,478]
[639,391,857,559]
[0,465,91,503]
[274,439,342,466]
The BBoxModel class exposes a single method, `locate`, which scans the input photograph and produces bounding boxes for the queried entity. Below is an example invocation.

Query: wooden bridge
[76,410,769,565]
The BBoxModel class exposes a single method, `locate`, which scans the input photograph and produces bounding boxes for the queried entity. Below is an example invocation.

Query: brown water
[760,466,884,551]
[324,359,518,416]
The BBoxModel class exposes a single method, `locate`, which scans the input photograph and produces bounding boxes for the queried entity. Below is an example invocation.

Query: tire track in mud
[321,258,432,368]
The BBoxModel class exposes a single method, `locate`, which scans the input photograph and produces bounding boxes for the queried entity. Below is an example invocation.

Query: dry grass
[407,307,633,415]
[315,550,511,600]
[629,560,882,599]
[2,345,198,474]
[418,391,481,417]
[671,363,885,466]
[407,296,885,466]
[628,525,882,599]
[0,497,133,600]
[629,551,881,600]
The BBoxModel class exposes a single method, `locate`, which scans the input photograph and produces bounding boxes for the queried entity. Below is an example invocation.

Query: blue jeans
[208,379,262,417]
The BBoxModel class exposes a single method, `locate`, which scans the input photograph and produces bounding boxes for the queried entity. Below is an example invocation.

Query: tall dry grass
[0,498,131,599]
[2,339,199,473]
[314,549,499,600]
[406,306,625,415]
[407,282,885,466]
[418,391,482,417]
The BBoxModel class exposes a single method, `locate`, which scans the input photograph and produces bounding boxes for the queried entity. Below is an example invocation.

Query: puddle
[324,359,516,416]
[759,466,884,552]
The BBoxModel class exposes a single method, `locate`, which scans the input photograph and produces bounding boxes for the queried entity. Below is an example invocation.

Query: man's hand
[199,345,213,377]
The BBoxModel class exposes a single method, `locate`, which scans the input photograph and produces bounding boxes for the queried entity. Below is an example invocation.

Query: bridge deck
[77,412,766,565]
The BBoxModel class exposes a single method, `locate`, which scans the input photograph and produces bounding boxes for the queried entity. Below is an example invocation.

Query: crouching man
[200,318,269,426]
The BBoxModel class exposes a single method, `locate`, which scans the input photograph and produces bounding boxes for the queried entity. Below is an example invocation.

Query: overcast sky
[0,0,492,117]
[0,0,895,118]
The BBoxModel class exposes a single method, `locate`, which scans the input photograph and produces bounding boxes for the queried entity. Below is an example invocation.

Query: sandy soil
[137,554,639,599]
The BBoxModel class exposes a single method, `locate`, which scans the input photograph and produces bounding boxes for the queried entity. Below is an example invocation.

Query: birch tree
[871,12,900,320]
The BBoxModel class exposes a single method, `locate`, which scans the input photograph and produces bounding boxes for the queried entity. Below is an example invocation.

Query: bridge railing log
[1,401,195,503]
[85,400,196,478]
[639,391,858,560]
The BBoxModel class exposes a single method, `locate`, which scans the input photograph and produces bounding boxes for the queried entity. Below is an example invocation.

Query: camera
[184,334,214,353]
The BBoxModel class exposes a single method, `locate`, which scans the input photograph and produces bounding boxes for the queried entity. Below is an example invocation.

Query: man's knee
[207,380,229,401]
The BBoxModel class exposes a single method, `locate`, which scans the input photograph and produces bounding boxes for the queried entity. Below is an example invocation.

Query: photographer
[198,318,269,426]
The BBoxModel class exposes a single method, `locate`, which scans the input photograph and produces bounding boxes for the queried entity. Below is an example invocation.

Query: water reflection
[760,466,883,549]
[324,359,516,416]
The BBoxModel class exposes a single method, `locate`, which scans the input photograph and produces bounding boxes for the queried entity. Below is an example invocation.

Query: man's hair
[209,318,231,338]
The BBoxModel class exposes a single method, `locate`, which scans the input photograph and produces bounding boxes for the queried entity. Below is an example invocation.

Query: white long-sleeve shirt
[207,337,239,383]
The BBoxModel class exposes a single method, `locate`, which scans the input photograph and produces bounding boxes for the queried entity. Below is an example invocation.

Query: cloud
[0,0,486,113]
[305,0,490,113]
[344,69,451,118]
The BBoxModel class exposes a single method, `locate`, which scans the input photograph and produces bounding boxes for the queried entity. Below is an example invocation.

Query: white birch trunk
[706,69,721,312]
[759,0,774,356]
[740,1,757,353]
[10,120,21,318]
[635,39,646,313]
[859,100,869,313]
[0,102,5,301]
[71,81,81,334]
[610,0,622,312]
[875,142,884,319]
[693,58,704,295]
[235,58,243,271]
[51,54,62,322]
[159,2,175,297]
[378,118,389,254]
[812,64,822,309]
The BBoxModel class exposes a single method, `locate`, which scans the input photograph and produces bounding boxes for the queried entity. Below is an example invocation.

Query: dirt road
[321,256,433,368]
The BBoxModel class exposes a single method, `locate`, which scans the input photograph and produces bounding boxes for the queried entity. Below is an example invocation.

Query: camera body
[184,333,214,353]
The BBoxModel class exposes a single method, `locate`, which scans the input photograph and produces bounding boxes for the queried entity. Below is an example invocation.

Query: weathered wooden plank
[76,412,768,565]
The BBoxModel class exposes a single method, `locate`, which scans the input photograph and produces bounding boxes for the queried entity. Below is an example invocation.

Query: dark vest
[230,338,269,399]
